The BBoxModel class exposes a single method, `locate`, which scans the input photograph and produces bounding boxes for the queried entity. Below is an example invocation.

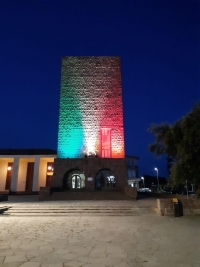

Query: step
[1,207,154,216]
[45,191,133,201]
[4,207,133,210]
[3,209,134,213]
[2,209,140,215]
[2,213,136,216]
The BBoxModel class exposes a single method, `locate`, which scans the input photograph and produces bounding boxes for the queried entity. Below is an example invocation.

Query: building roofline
[125,155,140,160]
[0,149,57,156]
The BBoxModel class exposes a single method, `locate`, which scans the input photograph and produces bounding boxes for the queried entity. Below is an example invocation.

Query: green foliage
[148,104,200,187]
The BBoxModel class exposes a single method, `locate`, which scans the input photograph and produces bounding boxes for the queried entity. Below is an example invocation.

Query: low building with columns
[0,149,56,194]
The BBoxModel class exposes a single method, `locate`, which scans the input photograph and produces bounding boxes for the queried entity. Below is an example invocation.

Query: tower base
[51,158,127,191]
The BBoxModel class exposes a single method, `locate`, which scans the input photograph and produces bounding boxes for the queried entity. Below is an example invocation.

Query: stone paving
[0,198,200,267]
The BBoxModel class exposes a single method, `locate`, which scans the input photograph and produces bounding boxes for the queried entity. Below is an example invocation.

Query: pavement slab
[18,263,41,267]
[0,263,24,267]
[41,264,63,267]
[4,255,27,264]
[0,256,5,263]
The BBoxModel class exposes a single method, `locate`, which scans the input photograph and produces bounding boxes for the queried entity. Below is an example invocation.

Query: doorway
[95,169,115,190]
[63,169,85,190]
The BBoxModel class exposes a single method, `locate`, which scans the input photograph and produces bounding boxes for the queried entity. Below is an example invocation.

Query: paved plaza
[0,198,200,267]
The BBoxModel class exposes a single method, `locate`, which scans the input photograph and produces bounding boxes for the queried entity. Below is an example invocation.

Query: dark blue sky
[0,0,199,178]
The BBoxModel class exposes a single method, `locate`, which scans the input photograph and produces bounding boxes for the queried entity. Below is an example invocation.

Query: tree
[148,104,200,188]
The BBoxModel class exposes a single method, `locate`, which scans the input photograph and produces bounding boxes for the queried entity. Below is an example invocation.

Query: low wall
[0,191,9,195]
[124,186,137,200]
[157,198,200,216]
[39,187,50,200]
[39,187,132,201]
[145,192,197,199]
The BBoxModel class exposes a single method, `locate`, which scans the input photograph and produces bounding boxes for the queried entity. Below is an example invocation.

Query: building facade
[126,155,140,189]
[0,149,56,193]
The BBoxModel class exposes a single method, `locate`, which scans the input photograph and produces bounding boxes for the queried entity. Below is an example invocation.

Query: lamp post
[154,168,159,193]
[141,176,144,188]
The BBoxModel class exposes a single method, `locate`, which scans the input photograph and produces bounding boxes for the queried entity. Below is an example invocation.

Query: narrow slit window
[101,128,111,158]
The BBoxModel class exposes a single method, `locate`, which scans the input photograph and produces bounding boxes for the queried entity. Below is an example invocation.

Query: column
[10,157,20,192]
[32,156,40,192]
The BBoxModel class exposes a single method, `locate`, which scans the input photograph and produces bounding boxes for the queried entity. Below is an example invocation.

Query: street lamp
[141,176,144,188]
[154,168,159,192]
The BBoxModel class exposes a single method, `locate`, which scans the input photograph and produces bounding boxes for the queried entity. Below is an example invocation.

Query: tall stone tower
[57,56,125,159]
[52,56,127,191]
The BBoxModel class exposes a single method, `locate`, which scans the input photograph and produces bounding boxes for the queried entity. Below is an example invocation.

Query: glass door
[71,175,81,189]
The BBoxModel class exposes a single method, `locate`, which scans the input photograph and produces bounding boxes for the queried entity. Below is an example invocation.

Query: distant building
[126,155,140,189]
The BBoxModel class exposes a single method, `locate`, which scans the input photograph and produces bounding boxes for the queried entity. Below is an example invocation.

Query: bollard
[173,198,183,217]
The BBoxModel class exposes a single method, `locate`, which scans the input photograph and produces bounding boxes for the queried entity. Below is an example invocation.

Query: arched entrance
[63,169,85,190]
[95,168,115,190]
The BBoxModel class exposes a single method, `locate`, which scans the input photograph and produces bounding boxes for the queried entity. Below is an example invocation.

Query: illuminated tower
[51,56,127,191]
[57,56,125,159]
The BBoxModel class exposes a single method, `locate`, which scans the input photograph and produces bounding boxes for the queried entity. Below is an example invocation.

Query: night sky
[0,0,199,178]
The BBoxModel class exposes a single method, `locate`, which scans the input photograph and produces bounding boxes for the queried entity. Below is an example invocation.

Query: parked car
[162,189,172,194]
[171,189,183,194]
[137,188,142,192]
[140,188,151,193]
[182,191,195,196]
